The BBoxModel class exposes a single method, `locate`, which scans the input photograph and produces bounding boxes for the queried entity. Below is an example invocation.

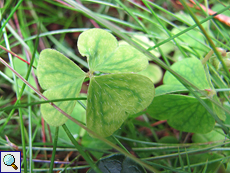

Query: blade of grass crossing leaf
[62,124,102,173]
[49,127,59,173]
[141,141,229,161]
[133,6,172,66]
[132,0,219,53]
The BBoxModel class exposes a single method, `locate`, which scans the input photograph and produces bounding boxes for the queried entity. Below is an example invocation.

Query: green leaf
[137,64,163,84]
[87,73,154,137]
[146,94,215,133]
[37,49,86,126]
[192,129,225,144]
[78,28,148,73]
[87,154,147,173]
[156,58,209,95]
[164,58,209,89]
[155,85,187,96]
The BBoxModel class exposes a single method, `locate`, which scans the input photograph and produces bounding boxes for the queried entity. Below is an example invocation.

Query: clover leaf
[37,29,154,137]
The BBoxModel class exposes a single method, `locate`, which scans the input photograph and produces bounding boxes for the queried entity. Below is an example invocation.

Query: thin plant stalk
[2,21,28,172]
[49,127,59,173]
[62,124,102,173]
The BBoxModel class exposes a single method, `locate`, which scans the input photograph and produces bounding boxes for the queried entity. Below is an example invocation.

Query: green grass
[0,0,230,172]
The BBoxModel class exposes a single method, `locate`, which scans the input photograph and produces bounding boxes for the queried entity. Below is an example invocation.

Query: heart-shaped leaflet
[87,73,155,137]
[37,49,86,126]
[78,28,149,73]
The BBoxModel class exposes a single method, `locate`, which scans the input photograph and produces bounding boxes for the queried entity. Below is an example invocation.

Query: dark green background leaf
[147,94,215,133]
[87,154,146,173]
[155,58,209,96]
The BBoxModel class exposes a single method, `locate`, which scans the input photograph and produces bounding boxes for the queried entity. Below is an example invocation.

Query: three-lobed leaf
[37,29,155,137]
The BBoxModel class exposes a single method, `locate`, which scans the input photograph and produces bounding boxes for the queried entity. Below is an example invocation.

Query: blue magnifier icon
[3,154,18,170]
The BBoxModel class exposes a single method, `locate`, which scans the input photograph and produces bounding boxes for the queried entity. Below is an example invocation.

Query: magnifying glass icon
[3,154,18,170]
